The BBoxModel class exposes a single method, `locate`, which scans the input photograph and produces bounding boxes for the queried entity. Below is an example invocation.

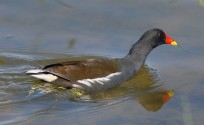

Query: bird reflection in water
[138,89,174,112]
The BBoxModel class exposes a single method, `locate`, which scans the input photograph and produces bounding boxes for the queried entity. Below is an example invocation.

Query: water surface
[0,0,204,125]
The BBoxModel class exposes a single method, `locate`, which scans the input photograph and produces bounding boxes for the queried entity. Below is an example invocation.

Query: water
[1,0,204,125]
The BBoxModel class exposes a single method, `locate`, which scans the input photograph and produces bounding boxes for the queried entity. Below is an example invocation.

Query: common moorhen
[27,28,177,93]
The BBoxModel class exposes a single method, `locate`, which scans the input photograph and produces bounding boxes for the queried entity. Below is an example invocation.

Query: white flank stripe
[77,80,92,87]
[87,79,94,83]
[77,72,121,87]
[31,74,58,82]
[72,84,83,89]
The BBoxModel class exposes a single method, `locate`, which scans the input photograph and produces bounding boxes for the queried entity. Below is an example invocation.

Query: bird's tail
[26,69,58,82]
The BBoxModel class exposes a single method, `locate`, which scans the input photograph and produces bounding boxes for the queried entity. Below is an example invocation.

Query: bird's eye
[158,33,162,37]
[158,33,165,40]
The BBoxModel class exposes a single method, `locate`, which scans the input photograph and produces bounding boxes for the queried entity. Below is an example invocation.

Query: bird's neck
[123,41,154,71]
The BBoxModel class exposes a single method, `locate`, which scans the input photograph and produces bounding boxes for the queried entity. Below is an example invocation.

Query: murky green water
[1,0,204,125]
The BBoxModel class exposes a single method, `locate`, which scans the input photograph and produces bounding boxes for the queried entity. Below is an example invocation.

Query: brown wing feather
[43,59,119,82]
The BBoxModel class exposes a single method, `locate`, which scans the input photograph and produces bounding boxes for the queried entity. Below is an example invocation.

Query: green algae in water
[0,58,6,65]
[28,81,85,96]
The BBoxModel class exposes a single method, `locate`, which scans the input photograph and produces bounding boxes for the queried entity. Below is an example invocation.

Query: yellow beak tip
[171,41,177,46]
[168,90,174,97]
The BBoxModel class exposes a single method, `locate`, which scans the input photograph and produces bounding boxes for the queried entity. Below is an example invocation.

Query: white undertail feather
[27,69,58,82]
[77,72,121,87]
[26,69,44,74]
